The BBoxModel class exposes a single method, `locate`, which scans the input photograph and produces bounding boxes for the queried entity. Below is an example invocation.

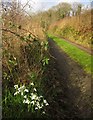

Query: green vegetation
[2,1,92,119]
[49,35,93,75]
[2,2,49,118]
[3,82,49,118]
[48,10,92,49]
[2,34,50,118]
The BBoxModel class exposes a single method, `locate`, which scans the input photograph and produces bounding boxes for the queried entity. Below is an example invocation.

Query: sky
[3,0,92,12]
[19,0,92,12]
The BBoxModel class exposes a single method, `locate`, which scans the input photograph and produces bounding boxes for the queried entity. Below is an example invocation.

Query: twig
[2,28,32,43]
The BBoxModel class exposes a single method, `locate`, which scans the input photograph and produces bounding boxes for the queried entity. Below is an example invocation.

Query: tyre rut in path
[47,38,91,119]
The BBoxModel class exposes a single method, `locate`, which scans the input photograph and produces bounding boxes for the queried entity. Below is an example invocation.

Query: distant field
[49,35,93,75]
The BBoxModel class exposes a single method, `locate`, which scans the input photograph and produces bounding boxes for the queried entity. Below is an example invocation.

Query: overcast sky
[19,0,91,12]
[3,0,92,12]
[20,0,91,4]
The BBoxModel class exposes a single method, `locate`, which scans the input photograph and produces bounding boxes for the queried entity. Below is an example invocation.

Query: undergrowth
[48,10,92,49]
[2,9,50,118]
[1,2,51,118]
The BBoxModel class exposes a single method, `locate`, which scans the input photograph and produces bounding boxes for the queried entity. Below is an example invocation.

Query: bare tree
[72,2,82,16]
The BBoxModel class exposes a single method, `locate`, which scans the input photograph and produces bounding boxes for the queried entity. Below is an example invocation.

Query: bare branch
[2,28,38,43]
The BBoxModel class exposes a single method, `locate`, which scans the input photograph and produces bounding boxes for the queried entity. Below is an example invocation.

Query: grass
[48,35,93,75]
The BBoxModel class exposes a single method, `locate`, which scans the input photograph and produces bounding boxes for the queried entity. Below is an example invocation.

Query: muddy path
[46,38,92,120]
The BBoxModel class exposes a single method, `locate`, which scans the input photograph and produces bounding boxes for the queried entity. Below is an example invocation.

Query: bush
[2,25,49,118]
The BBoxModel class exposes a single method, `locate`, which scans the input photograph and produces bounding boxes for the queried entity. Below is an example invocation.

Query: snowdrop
[44,100,47,104]
[31,101,34,105]
[43,111,45,114]
[23,99,30,104]
[35,107,38,110]
[44,100,49,106]
[45,102,49,106]
[39,96,43,99]
[21,92,24,96]
[30,82,34,86]
[36,101,40,107]
[14,85,18,89]
[24,89,29,92]
[31,94,37,100]
[14,83,49,113]
[33,88,37,92]
[24,95,27,99]
[14,91,19,96]
[38,106,42,109]
[41,103,44,107]
[14,85,26,96]
[18,85,25,92]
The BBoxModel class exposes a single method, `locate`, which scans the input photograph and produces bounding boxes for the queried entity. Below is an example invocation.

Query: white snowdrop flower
[21,85,25,89]
[24,99,30,104]
[41,103,44,107]
[30,82,34,86]
[38,106,42,109]
[36,96,39,101]
[24,89,29,92]
[31,94,37,100]
[14,91,19,96]
[35,107,38,110]
[18,88,20,92]
[14,85,18,89]
[43,111,45,114]
[36,96,40,101]
[45,102,49,106]
[23,99,26,103]
[14,92,17,96]
[24,95,27,99]
[37,97,40,101]
[18,85,25,92]
[44,100,49,106]
[44,100,47,104]
[39,96,43,99]
[31,93,33,95]
[31,101,34,105]
[30,93,34,97]
[21,92,24,96]
[33,88,37,92]
[36,101,39,106]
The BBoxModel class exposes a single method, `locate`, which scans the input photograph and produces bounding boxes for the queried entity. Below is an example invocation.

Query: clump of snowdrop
[14,82,49,113]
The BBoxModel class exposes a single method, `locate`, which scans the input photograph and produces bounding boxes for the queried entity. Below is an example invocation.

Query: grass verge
[48,35,93,75]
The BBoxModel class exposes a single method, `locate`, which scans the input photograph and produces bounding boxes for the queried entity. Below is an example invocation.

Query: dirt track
[47,38,92,119]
